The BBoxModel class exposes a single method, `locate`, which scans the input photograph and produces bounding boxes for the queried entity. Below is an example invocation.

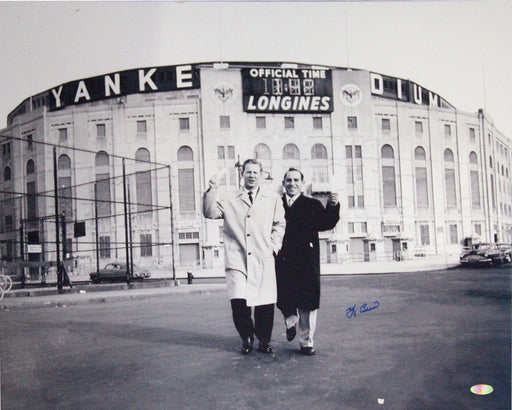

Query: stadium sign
[370,72,453,109]
[48,64,200,111]
[242,67,333,113]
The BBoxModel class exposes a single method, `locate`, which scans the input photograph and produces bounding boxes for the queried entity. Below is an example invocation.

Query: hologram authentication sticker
[470,384,493,395]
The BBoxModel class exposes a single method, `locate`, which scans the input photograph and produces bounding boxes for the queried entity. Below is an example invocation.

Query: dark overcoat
[275,194,340,312]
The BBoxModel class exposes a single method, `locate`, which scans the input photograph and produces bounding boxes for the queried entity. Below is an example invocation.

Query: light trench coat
[203,187,285,306]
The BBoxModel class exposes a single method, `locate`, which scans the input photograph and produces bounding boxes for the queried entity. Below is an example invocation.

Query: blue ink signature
[345,301,380,318]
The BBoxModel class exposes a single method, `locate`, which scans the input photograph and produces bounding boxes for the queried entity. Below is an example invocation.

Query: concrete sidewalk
[322,253,461,274]
[1,283,226,311]
[1,254,462,311]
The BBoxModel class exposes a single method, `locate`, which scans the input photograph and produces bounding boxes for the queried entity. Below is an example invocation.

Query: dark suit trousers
[230,299,274,344]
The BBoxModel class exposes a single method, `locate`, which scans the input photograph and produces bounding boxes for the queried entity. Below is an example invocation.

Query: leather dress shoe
[299,346,316,356]
[286,325,297,342]
[257,342,273,353]
[241,337,253,355]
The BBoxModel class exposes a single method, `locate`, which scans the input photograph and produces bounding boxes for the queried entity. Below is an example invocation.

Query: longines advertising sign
[48,64,200,111]
[242,67,333,113]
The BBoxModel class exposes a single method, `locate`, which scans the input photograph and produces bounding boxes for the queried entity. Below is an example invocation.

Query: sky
[0,1,511,138]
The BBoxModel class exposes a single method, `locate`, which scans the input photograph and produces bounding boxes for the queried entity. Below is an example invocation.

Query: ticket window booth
[463,236,481,252]
[363,240,377,262]
[392,239,408,261]
[401,241,408,259]
[392,239,401,260]
[27,231,42,280]
[463,237,474,249]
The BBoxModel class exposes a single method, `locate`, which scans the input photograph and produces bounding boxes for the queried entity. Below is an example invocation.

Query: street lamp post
[122,158,130,285]
[168,165,178,286]
[53,147,62,290]
[234,157,242,188]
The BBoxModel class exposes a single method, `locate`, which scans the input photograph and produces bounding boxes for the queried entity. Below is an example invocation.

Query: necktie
[248,191,253,204]
[288,197,294,207]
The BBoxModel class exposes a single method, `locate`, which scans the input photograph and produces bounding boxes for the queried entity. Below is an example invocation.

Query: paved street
[1,266,510,409]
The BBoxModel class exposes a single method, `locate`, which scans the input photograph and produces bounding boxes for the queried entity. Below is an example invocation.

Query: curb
[1,284,226,311]
[1,259,463,311]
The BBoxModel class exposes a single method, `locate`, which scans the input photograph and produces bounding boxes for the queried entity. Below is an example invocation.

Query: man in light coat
[203,159,285,354]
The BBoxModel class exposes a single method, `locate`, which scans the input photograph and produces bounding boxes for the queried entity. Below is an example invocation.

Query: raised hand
[328,192,339,206]
[208,175,218,190]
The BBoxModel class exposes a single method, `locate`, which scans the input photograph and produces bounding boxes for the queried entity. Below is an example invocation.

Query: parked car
[496,243,512,264]
[460,243,509,266]
[90,262,151,283]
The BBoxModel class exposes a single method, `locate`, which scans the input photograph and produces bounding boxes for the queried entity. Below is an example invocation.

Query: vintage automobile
[90,262,151,283]
[496,243,512,264]
[460,243,510,266]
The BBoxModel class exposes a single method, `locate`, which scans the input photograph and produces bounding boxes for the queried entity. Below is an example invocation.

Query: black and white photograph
[0,1,510,408]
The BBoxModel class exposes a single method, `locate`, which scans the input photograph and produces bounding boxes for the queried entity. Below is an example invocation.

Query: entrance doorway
[392,239,401,261]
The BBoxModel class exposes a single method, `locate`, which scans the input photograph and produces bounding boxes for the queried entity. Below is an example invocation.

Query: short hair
[283,167,304,181]
[242,159,262,172]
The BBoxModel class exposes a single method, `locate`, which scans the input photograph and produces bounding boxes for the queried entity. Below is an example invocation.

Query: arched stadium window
[311,144,329,183]
[381,145,396,206]
[414,146,426,161]
[444,148,454,162]
[381,144,394,159]
[311,143,327,159]
[4,166,11,181]
[177,146,193,162]
[282,144,300,176]
[414,146,428,208]
[95,151,109,167]
[26,159,35,175]
[444,149,457,208]
[58,155,72,218]
[469,151,480,208]
[135,147,150,162]
[254,143,272,177]
[58,154,71,170]
[254,143,271,161]
[135,148,153,213]
[95,151,111,217]
[283,144,300,160]
[177,146,195,212]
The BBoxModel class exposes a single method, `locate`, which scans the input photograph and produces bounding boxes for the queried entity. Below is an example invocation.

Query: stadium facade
[0,62,511,280]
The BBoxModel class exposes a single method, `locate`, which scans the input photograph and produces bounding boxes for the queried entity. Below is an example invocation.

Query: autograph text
[345,301,380,319]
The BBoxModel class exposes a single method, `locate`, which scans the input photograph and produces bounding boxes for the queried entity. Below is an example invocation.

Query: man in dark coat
[275,168,340,355]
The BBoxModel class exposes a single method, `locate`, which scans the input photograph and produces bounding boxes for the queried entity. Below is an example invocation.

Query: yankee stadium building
[0,62,511,280]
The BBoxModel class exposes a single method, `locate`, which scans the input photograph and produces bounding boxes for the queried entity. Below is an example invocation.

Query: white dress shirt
[286,193,300,208]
